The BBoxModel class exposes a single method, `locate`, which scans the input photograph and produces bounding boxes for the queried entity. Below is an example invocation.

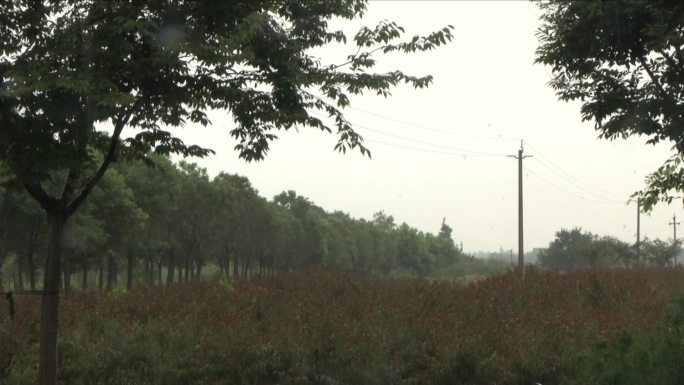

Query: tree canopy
[534,0,684,209]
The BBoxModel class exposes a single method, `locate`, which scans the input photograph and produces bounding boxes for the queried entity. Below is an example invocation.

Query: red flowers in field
[2,267,682,384]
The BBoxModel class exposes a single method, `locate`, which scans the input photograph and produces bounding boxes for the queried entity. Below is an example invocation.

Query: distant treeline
[537,228,680,270]
[0,156,507,291]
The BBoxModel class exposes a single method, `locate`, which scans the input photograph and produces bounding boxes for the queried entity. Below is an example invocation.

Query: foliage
[534,0,684,210]
[565,296,684,385]
[538,228,634,269]
[641,237,680,267]
[3,268,684,384]
[0,157,474,288]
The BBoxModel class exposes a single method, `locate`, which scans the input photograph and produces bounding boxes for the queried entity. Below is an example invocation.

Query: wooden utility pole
[508,141,532,279]
[636,195,641,264]
[671,214,680,266]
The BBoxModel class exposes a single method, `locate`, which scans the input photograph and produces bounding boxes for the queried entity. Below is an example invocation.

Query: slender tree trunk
[17,250,25,290]
[144,257,149,284]
[157,259,162,286]
[27,243,36,290]
[62,262,71,296]
[112,257,118,286]
[184,252,190,283]
[126,248,134,290]
[26,221,40,290]
[242,260,249,279]
[107,252,115,290]
[82,267,88,291]
[218,248,225,277]
[233,252,239,279]
[0,248,6,289]
[195,244,202,281]
[166,249,175,286]
[148,256,155,286]
[39,210,66,385]
[98,256,104,291]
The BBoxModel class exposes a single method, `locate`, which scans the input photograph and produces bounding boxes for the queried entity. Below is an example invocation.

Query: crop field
[3,268,684,385]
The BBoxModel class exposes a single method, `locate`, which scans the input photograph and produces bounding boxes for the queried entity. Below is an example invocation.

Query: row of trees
[538,228,680,270]
[0,156,469,291]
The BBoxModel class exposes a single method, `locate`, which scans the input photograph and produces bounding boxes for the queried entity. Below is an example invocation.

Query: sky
[170,1,678,253]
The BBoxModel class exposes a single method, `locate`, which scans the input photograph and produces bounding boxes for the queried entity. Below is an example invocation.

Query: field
[3,268,684,384]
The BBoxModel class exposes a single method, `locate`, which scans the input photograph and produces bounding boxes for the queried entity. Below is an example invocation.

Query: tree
[0,2,453,383]
[534,1,684,209]
[538,228,600,270]
[115,155,179,286]
[641,237,679,267]
[538,228,636,269]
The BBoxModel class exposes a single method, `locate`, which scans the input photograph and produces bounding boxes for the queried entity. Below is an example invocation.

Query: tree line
[537,228,680,270]
[0,156,489,292]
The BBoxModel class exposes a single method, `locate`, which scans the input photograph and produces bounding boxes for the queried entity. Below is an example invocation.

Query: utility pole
[508,140,532,279]
[636,194,641,265]
[670,214,680,266]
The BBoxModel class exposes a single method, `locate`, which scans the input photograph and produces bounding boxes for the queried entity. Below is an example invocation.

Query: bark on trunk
[0,249,5,289]
[157,260,162,286]
[62,262,71,295]
[27,221,40,290]
[126,248,134,290]
[184,252,190,282]
[82,267,88,291]
[166,249,175,286]
[38,211,66,385]
[27,242,36,290]
[17,250,24,290]
[98,256,104,291]
[233,252,239,279]
[107,252,116,290]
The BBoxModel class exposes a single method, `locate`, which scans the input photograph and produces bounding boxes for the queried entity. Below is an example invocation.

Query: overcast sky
[172,1,678,253]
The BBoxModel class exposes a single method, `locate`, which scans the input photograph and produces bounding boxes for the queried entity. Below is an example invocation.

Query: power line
[309,92,520,142]
[524,141,629,198]
[309,110,509,157]
[357,124,509,157]
[364,138,507,158]
[524,166,626,205]
[348,105,521,142]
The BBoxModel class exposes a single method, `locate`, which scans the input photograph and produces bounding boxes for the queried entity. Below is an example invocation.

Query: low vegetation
[3,267,684,384]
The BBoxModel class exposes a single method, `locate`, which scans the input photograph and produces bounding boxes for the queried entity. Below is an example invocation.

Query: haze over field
[171,1,677,253]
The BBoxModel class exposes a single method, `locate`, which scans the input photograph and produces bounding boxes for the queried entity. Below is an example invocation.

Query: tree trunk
[233,252,239,279]
[27,241,36,290]
[195,244,202,281]
[38,210,66,385]
[17,250,25,290]
[26,220,40,290]
[148,256,155,286]
[126,248,134,290]
[157,259,162,286]
[144,256,149,284]
[0,249,6,290]
[218,248,225,277]
[62,261,71,295]
[98,256,104,291]
[166,249,175,286]
[107,252,116,289]
[82,267,88,291]
[184,252,190,283]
